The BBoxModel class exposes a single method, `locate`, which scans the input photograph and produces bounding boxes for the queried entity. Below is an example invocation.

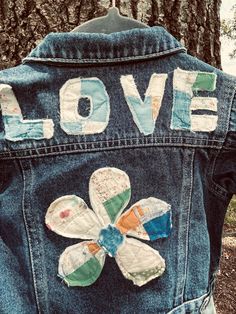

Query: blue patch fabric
[3,116,45,140]
[98,224,124,257]
[60,77,110,135]
[125,95,153,135]
[171,90,191,130]
[143,211,172,241]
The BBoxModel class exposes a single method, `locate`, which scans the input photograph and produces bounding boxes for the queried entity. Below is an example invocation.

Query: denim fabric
[0,26,235,314]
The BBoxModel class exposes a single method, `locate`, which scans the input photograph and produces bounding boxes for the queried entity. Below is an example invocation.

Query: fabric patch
[0,84,54,141]
[98,224,124,257]
[192,73,216,91]
[116,197,172,241]
[120,73,167,135]
[115,238,165,287]
[63,257,102,287]
[190,115,218,132]
[190,97,217,112]
[45,167,172,287]
[89,167,131,225]
[190,97,218,131]
[58,241,105,287]
[60,77,110,135]
[103,189,131,223]
[171,68,218,132]
[45,195,102,239]
[170,90,191,130]
[143,211,172,241]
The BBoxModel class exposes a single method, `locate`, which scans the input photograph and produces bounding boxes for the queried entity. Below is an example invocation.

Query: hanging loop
[112,0,116,8]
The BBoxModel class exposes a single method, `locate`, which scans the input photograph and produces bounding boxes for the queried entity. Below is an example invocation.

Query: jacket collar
[23,26,186,65]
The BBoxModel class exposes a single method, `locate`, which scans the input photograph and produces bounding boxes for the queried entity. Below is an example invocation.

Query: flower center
[97,224,124,257]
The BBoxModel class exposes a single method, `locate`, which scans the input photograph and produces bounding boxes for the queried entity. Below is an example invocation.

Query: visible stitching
[0,136,225,150]
[18,160,42,314]
[0,136,224,154]
[0,140,223,160]
[173,149,195,306]
[22,47,187,65]
[181,150,195,300]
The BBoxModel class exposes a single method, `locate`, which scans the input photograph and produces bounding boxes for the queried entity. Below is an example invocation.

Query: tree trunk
[0,0,221,70]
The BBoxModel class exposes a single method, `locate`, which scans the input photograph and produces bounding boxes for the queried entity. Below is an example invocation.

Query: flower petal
[58,241,106,287]
[116,197,172,241]
[89,167,131,225]
[45,195,102,239]
[115,237,165,286]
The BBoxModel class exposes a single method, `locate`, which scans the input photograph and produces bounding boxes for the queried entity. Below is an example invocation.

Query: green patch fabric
[192,73,216,91]
[64,256,102,287]
[103,188,131,223]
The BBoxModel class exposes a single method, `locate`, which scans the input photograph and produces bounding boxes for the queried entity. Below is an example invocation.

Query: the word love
[0,68,218,142]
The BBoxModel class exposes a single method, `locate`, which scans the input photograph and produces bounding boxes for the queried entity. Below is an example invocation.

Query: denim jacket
[0,26,235,314]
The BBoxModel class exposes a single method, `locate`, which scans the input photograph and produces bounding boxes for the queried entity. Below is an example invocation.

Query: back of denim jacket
[0,27,235,314]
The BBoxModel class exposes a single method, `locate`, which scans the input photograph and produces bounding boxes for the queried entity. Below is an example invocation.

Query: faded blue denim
[0,26,235,314]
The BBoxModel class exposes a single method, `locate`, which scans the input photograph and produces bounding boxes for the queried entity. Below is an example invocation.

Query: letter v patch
[120,74,167,135]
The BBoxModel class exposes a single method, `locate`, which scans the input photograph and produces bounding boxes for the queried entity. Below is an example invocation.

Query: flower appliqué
[45,167,172,287]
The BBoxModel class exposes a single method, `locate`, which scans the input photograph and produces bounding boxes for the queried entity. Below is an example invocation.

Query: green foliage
[225,195,236,226]
[221,4,236,58]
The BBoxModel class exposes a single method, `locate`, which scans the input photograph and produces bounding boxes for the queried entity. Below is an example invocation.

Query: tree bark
[0,0,221,70]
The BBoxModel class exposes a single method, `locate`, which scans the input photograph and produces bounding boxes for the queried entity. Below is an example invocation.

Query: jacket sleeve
[212,89,236,196]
